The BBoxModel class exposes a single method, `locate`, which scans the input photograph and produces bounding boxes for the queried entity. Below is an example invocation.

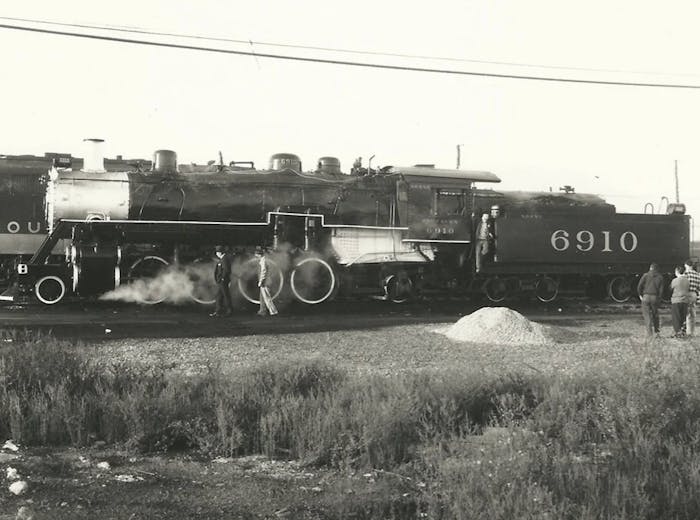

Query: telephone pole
[456,144,462,169]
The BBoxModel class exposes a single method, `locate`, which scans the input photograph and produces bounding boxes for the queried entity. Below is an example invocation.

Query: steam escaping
[98,243,335,306]
[100,261,216,305]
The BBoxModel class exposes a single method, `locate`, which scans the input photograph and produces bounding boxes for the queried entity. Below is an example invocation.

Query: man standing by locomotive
[475,212,494,273]
[256,247,278,316]
[684,259,700,337]
[637,262,665,339]
[210,245,233,317]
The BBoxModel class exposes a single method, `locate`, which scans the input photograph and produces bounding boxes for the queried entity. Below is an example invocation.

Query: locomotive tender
[5,141,691,306]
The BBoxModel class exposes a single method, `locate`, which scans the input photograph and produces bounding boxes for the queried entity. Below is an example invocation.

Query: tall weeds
[3,332,700,518]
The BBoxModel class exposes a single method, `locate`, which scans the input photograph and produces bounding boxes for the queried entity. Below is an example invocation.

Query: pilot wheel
[34,275,67,305]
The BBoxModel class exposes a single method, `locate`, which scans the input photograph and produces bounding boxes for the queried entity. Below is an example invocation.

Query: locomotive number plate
[550,229,638,253]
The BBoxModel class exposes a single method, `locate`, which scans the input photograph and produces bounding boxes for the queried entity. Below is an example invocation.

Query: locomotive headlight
[17,264,28,275]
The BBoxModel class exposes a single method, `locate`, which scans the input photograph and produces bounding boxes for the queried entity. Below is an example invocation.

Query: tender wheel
[607,275,633,303]
[290,257,337,304]
[127,256,170,304]
[484,277,507,303]
[237,257,284,304]
[35,275,67,305]
[185,258,218,305]
[535,275,559,303]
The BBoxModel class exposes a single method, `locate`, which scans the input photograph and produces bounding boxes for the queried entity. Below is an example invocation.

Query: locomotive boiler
[0,143,150,285]
[7,141,691,306]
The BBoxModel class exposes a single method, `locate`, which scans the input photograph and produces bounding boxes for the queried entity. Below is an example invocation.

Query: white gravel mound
[444,307,554,345]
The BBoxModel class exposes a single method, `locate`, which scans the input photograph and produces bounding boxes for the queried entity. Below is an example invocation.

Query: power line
[2,15,698,78]
[2,22,700,89]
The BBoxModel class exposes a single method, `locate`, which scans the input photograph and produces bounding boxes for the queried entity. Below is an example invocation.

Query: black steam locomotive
[3,144,691,306]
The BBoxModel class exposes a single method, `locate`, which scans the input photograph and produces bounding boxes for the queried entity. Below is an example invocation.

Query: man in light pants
[256,247,278,316]
[684,260,700,337]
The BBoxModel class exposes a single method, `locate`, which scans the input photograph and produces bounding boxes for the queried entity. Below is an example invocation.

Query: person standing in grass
[684,259,700,337]
[637,262,665,338]
[670,265,690,338]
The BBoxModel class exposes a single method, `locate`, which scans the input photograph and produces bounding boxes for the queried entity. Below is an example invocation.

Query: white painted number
[575,230,594,252]
[620,231,638,252]
[550,229,570,251]
[17,264,28,275]
[550,230,638,253]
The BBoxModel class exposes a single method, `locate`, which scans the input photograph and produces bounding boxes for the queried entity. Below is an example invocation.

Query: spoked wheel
[127,256,170,304]
[290,257,337,304]
[535,275,559,303]
[237,257,284,304]
[484,277,507,303]
[383,273,413,304]
[607,275,633,303]
[35,275,67,305]
[185,258,218,305]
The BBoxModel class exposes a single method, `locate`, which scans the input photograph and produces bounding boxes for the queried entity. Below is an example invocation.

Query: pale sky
[2,1,700,237]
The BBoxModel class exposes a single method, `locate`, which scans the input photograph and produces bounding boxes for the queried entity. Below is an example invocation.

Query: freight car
[0,142,150,284]
[4,142,691,306]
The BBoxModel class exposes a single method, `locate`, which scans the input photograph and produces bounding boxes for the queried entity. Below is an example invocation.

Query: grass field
[2,315,700,519]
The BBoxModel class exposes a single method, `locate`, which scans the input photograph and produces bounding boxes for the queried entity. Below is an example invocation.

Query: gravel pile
[444,307,554,345]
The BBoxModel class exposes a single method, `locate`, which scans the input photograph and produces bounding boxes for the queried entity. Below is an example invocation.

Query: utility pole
[674,160,679,203]
[456,144,462,169]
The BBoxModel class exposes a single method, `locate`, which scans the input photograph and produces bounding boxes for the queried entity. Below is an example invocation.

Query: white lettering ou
[601,231,612,252]
[620,231,638,252]
[7,221,20,234]
[28,221,41,233]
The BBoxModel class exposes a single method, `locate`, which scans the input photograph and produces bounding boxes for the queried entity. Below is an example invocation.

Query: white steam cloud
[100,261,217,305]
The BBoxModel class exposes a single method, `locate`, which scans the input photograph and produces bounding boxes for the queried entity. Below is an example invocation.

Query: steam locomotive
[3,141,691,306]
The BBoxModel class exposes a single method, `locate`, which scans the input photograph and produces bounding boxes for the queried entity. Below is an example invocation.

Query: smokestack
[82,138,106,173]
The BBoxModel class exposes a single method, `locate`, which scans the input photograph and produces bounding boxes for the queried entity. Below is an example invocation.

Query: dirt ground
[1,308,694,519]
[86,311,690,377]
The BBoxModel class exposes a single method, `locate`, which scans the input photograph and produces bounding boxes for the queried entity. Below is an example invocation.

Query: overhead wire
[2,15,698,78]
[1,21,700,89]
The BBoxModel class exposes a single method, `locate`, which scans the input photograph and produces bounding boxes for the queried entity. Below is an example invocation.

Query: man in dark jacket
[211,245,233,317]
[475,213,495,273]
[637,262,665,338]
